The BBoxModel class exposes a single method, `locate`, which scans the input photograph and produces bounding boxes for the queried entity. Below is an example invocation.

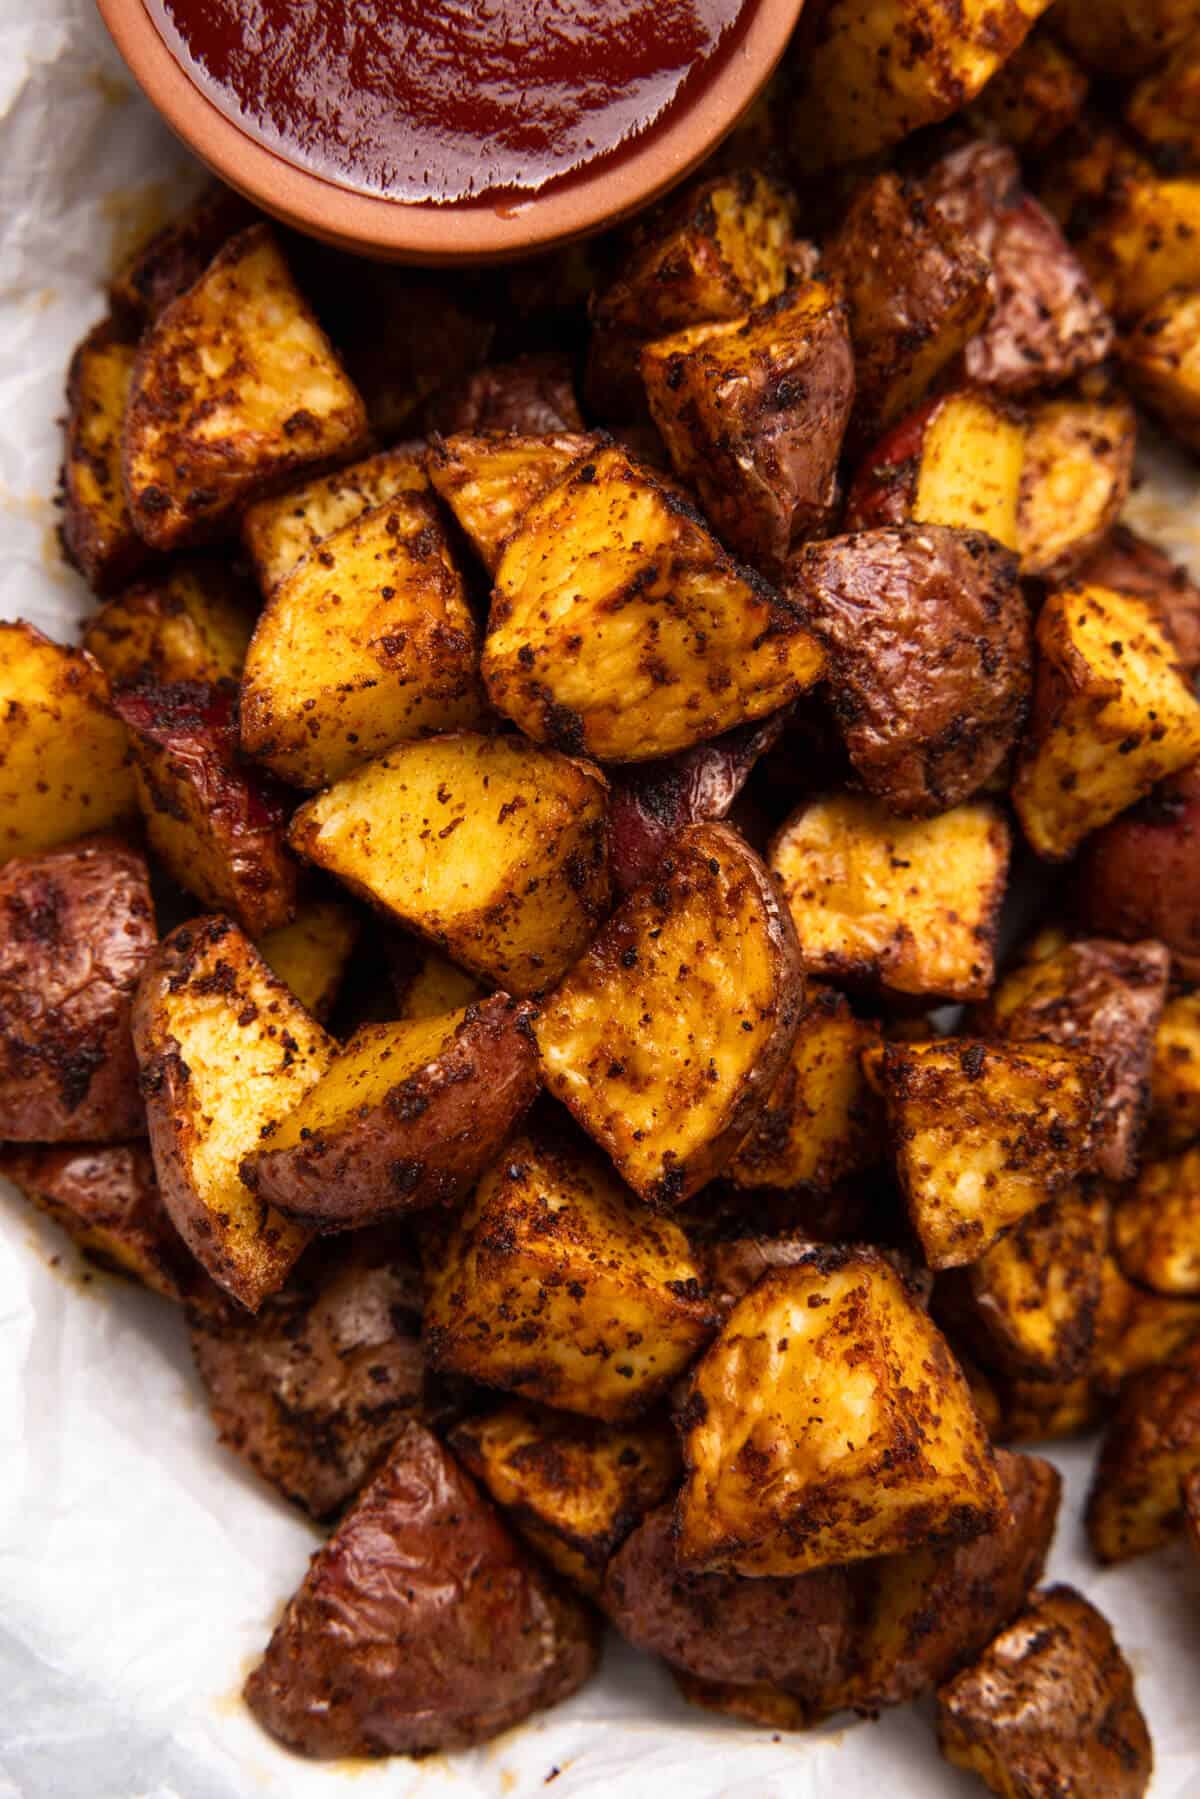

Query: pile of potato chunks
[10,0,1200,1785]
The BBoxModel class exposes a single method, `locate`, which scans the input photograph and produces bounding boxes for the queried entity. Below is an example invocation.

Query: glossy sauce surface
[147,0,755,206]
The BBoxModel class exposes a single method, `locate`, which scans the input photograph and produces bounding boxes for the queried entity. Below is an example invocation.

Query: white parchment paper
[0,4,1198,1794]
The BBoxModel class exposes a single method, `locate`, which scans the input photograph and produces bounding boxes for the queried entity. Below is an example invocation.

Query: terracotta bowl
[95,0,806,264]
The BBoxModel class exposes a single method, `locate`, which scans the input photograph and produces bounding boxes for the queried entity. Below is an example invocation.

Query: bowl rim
[95,0,805,263]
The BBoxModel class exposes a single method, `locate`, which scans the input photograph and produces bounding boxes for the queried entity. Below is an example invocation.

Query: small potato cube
[241,447,430,595]
[843,389,1026,552]
[450,1404,680,1594]
[1121,285,1200,455]
[675,1249,1003,1575]
[0,622,136,862]
[536,823,803,1208]
[483,446,823,763]
[1087,1334,1200,1561]
[60,320,149,594]
[977,936,1169,1181]
[123,225,368,549]
[133,916,335,1309]
[254,900,360,1023]
[969,31,1090,153]
[108,183,257,329]
[990,1372,1101,1444]
[423,1128,716,1420]
[729,986,883,1193]
[0,1141,192,1301]
[288,732,610,997]
[769,794,1010,1002]
[1054,0,1199,75]
[389,941,487,1020]
[789,0,1052,168]
[427,432,599,576]
[0,836,155,1142]
[1076,525,1200,677]
[882,1040,1098,1270]
[936,1586,1152,1799]
[824,174,993,446]
[1125,33,1200,170]
[1113,1147,1200,1294]
[640,280,855,576]
[1151,991,1200,1149]
[1017,391,1136,583]
[1013,584,1200,861]
[792,525,1029,817]
[1092,1251,1200,1390]
[240,488,483,789]
[246,996,538,1230]
[1074,167,1200,319]
[83,560,255,687]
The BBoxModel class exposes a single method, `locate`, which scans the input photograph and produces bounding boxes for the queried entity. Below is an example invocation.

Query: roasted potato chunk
[1151,991,1200,1149]
[536,823,803,1208]
[1054,0,1199,75]
[288,732,610,997]
[0,622,136,861]
[113,680,297,937]
[1076,525,1200,677]
[969,30,1089,152]
[770,794,1010,1002]
[60,319,149,594]
[603,1499,855,1714]
[883,1040,1098,1270]
[792,526,1029,816]
[388,941,487,1020]
[1015,585,1200,861]
[83,559,255,688]
[189,1234,424,1519]
[1121,285,1200,455]
[241,447,429,596]
[244,1421,599,1758]
[240,488,483,790]
[937,1585,1153,1798]
[1017,391,1136,584]
[640,280,855,576]
[245,996,538,1230]
[1092,1250,1200,1391]
[0,1141,192,1301]
[977,937,1168,1181]
[1125,33,1200,170]
[449,1404,680,1595]
[824,173,993,445]
[423,1127,715,1420]
[843,389,1025,552]
[424,351,583,437]
[133,917,335,1309]
[789,0,1052,168]
[729,986,883,1193]
[1113,1147,1200,1294]
[843,1449,1061,1711]
[123,225,368,549]
[1087,1334,1200,1561]
[1074,166,1200,319]
[989,1372,1101,1444]
[108,182,257,329]
[1077,761,1200,981]
[675,1249,1003,1575]
[483,446,823,762]
[0,836,154,1142]
[254,900,359,1023]
[426,431,599,576]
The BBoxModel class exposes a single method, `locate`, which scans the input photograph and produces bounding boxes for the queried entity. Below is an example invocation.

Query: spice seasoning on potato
[241,445,430,595]
[426,430,599,575]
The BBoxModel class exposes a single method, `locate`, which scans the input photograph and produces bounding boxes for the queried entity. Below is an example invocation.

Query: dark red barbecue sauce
[147,1,756,206]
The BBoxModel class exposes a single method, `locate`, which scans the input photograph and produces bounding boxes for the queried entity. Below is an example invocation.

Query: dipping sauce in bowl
[145,0,759,206]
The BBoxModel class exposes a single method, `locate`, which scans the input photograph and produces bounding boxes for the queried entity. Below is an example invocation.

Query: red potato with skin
[422,350,583,436]
[1077,527,1200,676]
[1076,762,1200,981]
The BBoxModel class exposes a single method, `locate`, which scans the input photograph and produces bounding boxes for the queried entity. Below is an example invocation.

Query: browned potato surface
[770,794,1010,1001]
[189,1234,425,1519]
[536,823,803,1207]
[388,941,487,1020]
[1077,761,1200,980]
[1150,990,1200,1149]
[1092,1251,1200,1391]
[1054,0,1199,76]
[0,836,154,1142]
[241,447,429,596]
[1121,285,1200,454]
[423,1126,715,1420]
[1087,1334,1200,1561]
[245,996,538,1229]
[124,225,368,549]
[483,446,824,762]
[450,1404,680,1595]
[937,1585,1153,1798]
[424,351,583,437]
[1125,33,1200,168]
[254,900,360,1023]
[676,1249,1002,1576]
[288,732,610,997]
[83,560,255,688]
[133,917,334,1309]
[1074,165,1200,319]
[882,1040,1098,1269]
[1076,526,1200,676]
[108,183,257,328]
[425,431,598,575]
[969,30,1090,152]
[1113,1147,1200,1293]
[0,623,136,862]
[244,1421,599,1757]
[1016,391,1136,583]
[0,1141,192,1301]
[792,525,1029,816]
[60,319,149,594]
[843,389,1025,551]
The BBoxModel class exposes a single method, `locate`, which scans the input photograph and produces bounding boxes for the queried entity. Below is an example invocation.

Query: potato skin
[1076,762,1200,981]
[243,1421,600,1758]
[0,836,155,1141]
[189,1234,425,1520]
[603,1499,855,1713]
[423,351,583,436]
[792,525,1029,816]
[108,182,257,330]
[936,1585,1153,1799]
[246,996,539,1229]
